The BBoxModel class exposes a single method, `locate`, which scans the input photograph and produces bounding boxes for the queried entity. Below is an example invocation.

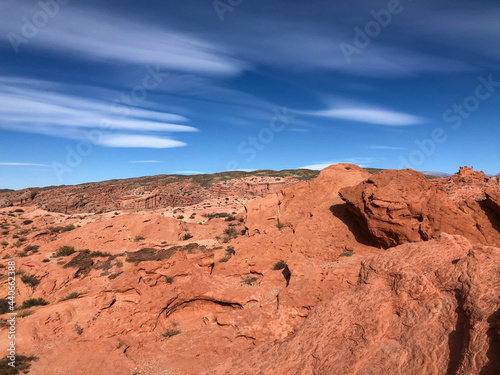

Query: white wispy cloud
[0,76,196,148]
[0,162,51,167]
[98,135,186,148]
[0,4,246,77]
[306,106,424,126]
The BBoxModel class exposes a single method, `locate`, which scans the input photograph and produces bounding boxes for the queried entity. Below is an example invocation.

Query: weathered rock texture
[339,168,500,248]
[207,234,500,375]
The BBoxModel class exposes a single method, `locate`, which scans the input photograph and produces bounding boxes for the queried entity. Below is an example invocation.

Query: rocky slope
[0,170,319,214]
[0,164,498,374]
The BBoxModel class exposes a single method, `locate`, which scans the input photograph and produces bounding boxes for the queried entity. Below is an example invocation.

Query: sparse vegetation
[22,220,33,225]
[219,246,235,263]
[75,325,83,335]
[54,246,75,257]
[20,298,48,309]
[132,235,145,242]
[339,250,354,257]
[108,272,123,280]
[222,226,239,243]
[165,276,174,284]
[242,276,258,286]
[273,260,287,270]
[42,258,50,263]
[47,224,76,233]
[20,274,40,287]
[276,221,284,229]
[345,166,352,170]
[183,233,193,241]
[13,209,25,213]
[0,299,9,314]
[162,329,181,339]
[0,355,38,374]
[177,215,184,219]
[60,292,83,301]
[17,309,32,318]
[202,212,234,221]
[1,241,8,247]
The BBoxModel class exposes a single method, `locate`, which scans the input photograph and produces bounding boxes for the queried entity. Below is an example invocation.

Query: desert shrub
[12,234,18,239]
[0,355,38,374]
[1,230,8,235]
[13,240,23,248]
[54,246,75,257]
[20,298,48,309]
[47,224,76,233]
[90,251,111,258]
[345,166,352,170]
[177,215,184,219]
[75,325,83,335]
[202,212,233,220]
[339,250,354,257]
[162,329,181,338]
[219,246,235,263]
[276,221,284,229]
[18,309,33,318]
[273,260,287,270]
[13,209,25,213]
[24,245,39,253]
[0,299,9,314]
[133,235,145,242]
[42,258,50,263]
[22,220,33,225]
[242,276,258,286]
[165,276,174,284]
[0,241,8,247]
[108,272,123,280]
[222,226,239,243]
[224,215,236,222]
[183,233,193,241]
[20,274,40,287]
[60,292,82,301]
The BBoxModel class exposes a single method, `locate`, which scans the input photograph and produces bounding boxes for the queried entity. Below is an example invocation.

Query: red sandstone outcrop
[339,168,500,248]
[1,165,498,374]
[206,234,500,375]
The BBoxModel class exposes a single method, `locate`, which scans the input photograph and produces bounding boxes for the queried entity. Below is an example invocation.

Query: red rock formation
[207,234,500,375]
[339,169,500,248]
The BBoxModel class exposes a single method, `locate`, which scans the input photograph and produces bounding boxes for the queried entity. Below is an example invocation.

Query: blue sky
[0,0,499,189]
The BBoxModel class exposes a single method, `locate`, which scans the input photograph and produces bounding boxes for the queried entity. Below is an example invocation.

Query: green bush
[20,298,48,309]
[222,226,239,243]
[60,292,82,301]
[54,246,75,257]
[47,224,76,233]
[20,274,40,287]
[162,329,181,338]
[339,250,354,257]
[242,276,258,286]
[273,260,287,270]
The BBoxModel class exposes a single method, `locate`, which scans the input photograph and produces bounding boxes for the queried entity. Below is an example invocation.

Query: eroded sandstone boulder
[339,169,500,248]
